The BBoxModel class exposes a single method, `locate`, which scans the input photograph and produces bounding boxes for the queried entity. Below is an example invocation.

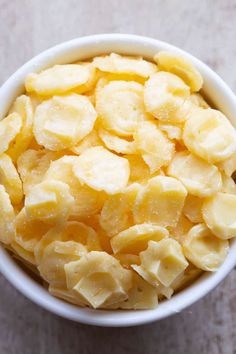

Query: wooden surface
[0,1,236,353]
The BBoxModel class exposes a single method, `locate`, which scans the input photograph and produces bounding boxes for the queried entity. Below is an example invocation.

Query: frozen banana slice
[34,94,97,151]
[183,194,203,223]
[93,53,157,78]
[182,224,229,270]
[133,176,187,227]
[155,51,203,92]
[134,121,175,173]
[96,80,146,136]
[111,223,169,254]
[168,151,222,197]
[0,185,15,244]
[133,239,188,287]
[0,153,23,205]
[98,128,136,154]
[26,64,95,95]
[25,180,74,223]
[0,112,22,154]
[73,146,130,194]
[144,71,190,122]
[65,251,132,309]
[202,192,236,239]
[183,108,236,163]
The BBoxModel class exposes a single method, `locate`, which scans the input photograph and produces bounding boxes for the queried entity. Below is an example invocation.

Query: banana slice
[0,112,22,154]
[202,192,236,239]
[111,223,169,254]
[182,224,229,270]
[158,121,182,140]
[17,149,63,195]
[183,108,236,163]
[134,121,175,173]
[73,146,130,194]
[118,272,158,309]
[0,153,23,205]
[45,156,106,218]
[15,207,51,252]
[98,128,136,154]
[93,53,157,78]
[7,95,33,161]
[70,130,102,155]
[0,185,15,244]
[168,151,222,197]
[96,80,146,137]
[65,251,132,308]
[100,183,141,237]
[169,214,194,244]
[34,94,97,151]
[133,239,188,287]
[124,154,151,183]
[25,64,95,95]
[133,176,187,227]
[25,180,74,223]
[38,240,87,288]
[183,194,203,223]
[218,151,236,177]
[144,71,190,122]
[154,51,203,92]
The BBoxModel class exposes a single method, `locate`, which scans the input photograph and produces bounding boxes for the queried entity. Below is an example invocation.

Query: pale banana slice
[154,51,203,92]
[17,149,63,195]
[38,240,87,288]
[183,108,236,163]
[158,121,182,140]
[45,156,106,218]
[49,286,88,307]
[25,64,95,95]
[25,180,74,223]
[202,192,236,239]
[7,95,33,161]
[0,112,22,154]
[0,185,15,244]
[96,80,146,137]
[73,146,130,194]
[218,151,236,177]
[133,239,188,287]
[15,207,51,252]
[100,183,141,237]
[169,214,194,244]
[124,154,151,182]
[34,94,97,151]
[189,93,209,108]
[182,224,229,270]
[119,272,158,309]
[144,71,190,122]
[168,151,222,197]
[111,223,169,254]
[183,194,203,223]
[221,173,236,194]
[98,128,136,154]
[0,153,23,205]
[70,130,102,155]
[133,176,187,227]
[134,121,175,173]
[65,252,132,308]
[93,53,157,78]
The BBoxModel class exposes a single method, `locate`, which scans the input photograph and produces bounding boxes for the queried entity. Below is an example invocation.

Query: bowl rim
[0,33,236,327]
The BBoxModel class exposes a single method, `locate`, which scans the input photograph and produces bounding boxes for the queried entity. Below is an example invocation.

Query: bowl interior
[0,34,236,327]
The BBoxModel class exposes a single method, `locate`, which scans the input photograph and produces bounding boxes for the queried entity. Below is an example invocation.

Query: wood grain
[0,0,236,353]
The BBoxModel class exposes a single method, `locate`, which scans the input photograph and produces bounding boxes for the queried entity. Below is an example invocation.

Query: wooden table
[0,1,236,353]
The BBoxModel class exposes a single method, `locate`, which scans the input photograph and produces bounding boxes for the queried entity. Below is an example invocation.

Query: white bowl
[0,34,236,327]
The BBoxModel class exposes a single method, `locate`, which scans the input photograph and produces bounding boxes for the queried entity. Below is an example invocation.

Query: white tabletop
[0,1,236,353]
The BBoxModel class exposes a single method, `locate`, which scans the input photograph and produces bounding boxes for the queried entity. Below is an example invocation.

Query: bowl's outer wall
[0,34,236,327]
